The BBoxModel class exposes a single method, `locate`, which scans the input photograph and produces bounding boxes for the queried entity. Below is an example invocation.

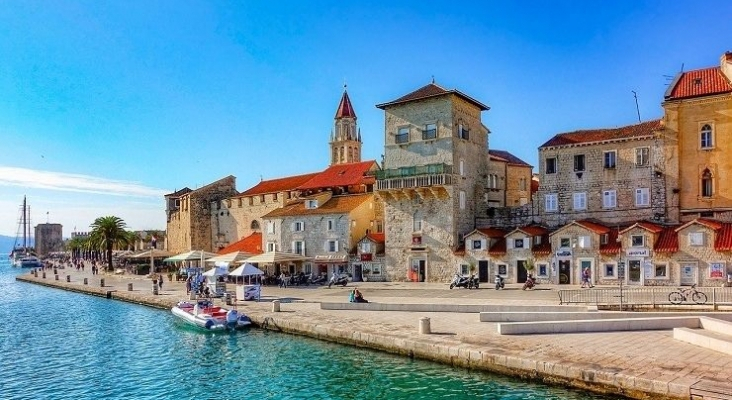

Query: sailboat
[10,196,41,268]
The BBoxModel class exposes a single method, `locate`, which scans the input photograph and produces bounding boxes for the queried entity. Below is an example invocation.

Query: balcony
[375,163,454,191]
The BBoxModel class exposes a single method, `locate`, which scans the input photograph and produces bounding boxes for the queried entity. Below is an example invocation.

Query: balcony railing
[422,129,437,140]
[376,163,454,190]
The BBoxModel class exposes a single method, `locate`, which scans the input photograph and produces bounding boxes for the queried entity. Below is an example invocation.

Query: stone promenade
[17,267,732,400]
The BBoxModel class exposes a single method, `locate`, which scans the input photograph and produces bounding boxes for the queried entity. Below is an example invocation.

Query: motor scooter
[522,275,535,290]
[467,274,480,289]
[308,274,326,285]
[328,273,349,288]
[494,275,505,290]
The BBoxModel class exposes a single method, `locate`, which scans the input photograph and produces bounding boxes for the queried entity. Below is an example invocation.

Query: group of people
[349,287,367,303]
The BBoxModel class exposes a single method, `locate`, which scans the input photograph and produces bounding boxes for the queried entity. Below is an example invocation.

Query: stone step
[674,327,732,356]
[480,311,732,323]
[497,316,702,335]
[320,302,590,313]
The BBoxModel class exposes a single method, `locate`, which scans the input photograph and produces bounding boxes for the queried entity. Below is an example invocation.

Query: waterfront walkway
[17,267,732,400]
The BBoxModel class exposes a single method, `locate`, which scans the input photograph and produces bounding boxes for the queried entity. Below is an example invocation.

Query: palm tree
[89,216,128,272]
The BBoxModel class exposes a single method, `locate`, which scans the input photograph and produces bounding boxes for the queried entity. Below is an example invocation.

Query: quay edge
[16,274,688,400]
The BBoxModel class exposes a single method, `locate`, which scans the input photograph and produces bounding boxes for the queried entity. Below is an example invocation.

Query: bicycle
[668,284,708,305]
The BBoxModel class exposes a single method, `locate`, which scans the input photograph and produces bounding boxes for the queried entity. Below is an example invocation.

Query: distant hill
[0,235,17,254]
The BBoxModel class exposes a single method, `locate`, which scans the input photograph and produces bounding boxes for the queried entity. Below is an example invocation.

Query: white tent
[164,250,218,263]
[205,251,253,265]
[202,266,229,277]
[229,263,264,277]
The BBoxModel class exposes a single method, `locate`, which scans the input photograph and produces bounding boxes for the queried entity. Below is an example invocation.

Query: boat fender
[205,319,214,330]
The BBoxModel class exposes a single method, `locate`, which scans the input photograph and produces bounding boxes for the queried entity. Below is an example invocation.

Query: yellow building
[663,52,732,221]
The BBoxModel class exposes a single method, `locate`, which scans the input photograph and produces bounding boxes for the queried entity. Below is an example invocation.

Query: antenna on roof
[260,175,263,182]
[680,63,684,73]
[632,91,641,123]
[431,75,435,84]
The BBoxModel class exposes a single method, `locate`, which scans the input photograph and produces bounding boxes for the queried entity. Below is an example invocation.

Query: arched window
[339,147,344,162]
[700,124,713,149]
[413,211,422,232]
[250,220,261,230]
[702,168,713,197]
[348,147,353,161]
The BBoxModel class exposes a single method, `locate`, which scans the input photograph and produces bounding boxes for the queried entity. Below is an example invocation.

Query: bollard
[152,280,158,295]
[128,283,133,291]
[419,317,431,334]
[100,278,105,287]
[53,269,58,275]
[66,275,70,282]
[225,293,232,306]
[272,300,281,312]
[83,278,88,285]
[55,274,59,281]
[34,270,38,277]
[42,272,46,279]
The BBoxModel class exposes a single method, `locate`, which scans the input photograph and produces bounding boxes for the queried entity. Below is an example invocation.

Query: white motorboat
[171,300,252,331]
[19,256,42,269]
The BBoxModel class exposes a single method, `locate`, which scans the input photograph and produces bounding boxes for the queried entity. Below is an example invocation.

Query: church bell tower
[330,85,362,165]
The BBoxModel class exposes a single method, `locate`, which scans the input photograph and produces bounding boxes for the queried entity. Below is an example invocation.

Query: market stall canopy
[244,251,309,265]
[129,249,174,259]
[164,250,218,263]
[202,266,229,277]
[229,263,264,277]
[205,251,254,265]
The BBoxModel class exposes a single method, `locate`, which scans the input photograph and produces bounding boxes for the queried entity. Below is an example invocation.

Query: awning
[313,254,349,263]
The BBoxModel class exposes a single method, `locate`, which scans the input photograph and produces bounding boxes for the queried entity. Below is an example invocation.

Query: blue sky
[1,1,731,238]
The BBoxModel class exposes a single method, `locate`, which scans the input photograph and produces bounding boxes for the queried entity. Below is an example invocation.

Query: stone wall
[34,223,63,256]
[211,191,292,250]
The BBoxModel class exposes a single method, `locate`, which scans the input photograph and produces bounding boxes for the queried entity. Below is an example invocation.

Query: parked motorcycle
[449,273,476,289]
[468,274,479,289]
[494,275,505,290]
[328,273,349,288]
[308,274,326,285]
[522,275,535,290]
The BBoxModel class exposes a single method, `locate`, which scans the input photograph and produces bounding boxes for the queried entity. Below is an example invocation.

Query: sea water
[0,260,621,399]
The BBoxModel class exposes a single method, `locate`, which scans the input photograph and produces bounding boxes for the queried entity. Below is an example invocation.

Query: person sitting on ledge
[351,287,368,303]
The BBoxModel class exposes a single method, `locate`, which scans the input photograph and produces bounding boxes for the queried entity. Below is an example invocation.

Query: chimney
[722,51,732,82]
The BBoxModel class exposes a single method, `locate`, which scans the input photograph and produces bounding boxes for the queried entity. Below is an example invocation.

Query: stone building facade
[486,149,533,208]
[165,176,237,253]
[536,120,676,228]
[330,87,362,165]
[34,223,63,256]
[375,82,490,282]
[662,52,732,222]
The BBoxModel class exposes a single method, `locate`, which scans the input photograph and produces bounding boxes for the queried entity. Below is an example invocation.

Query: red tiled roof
[476,228,507,238]
[375,82,489,111]
[367,233,385,244]
[540,119,662,148]
[488,238,506,255]
[239,172,319,197]
[335,89,357,119]
[619,221,664,235]
[675,218,724,232]
[297,161,377,191]
[532,235,552,255]
[715,223,732,251]
[574,220,610,235]
[654,227,679,253]
[665,67,732,101]
[599,228,621,255]
[217,232,263,255]
[453,244,465,256]
[263,194,371,217]
[515,225,548,237]
[488,150,532,167]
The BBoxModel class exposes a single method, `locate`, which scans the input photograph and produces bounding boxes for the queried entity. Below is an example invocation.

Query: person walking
[158,274,164,290]
[581,268,593,288]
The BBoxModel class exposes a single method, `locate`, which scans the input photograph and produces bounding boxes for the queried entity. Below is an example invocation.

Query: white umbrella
[164,250,218,263]
[205,251,254,265]
[229,263,264,277]
[243,250,309,264]
[202,266,229,277]
[129,249,174,259]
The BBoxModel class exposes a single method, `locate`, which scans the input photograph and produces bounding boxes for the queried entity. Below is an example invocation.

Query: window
[631,235,644,247]
[514,239,524,248]
[700,124,713,149]
[601,234,608,245]
[306,200,318,209]
[573,192,587,210]
[519,178,527,191]
[327,219,335,231]
[472,240,482,250]
[604,151,616,169]
[459,191,466,209]
[533,236,542,245]
[266,221,275,234]
[560,238,571,248]
[578,236,591,249]
[458,124,469,140]
[635,188,650,206]
[574,154,585,171]
[304,263,312,274]
[248,197,254,206]
[260,194,266,203]
[396,127,409,144]
[272,193,278,201]
[702,168,713,197]
[689,232,704,246]
[250,220,260,230]
[545,158,557,174]
[487,174,498,189]
[422,123,437,140]
[537,264,548,277]
[293,221,304,232]
[497,264,507,275]
[413,212,422,232]
[327,240,339,252]
[293,241,304,255]
[635,147,649,167]
[654,263,668,278]
[459,159,465,176]
[545,194,558,212]
[267,242,276,252]
[604,263,616,278]
[603,190,617,208]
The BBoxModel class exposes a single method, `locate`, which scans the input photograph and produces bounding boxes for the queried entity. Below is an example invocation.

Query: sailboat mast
[27,204,31,249]
[22,196,27,249]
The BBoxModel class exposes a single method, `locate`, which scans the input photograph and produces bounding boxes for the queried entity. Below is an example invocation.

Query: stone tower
[330,86,362,165]
[375,82,490,282]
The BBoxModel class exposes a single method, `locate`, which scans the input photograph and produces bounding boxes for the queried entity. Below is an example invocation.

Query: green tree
[89,216,128,272]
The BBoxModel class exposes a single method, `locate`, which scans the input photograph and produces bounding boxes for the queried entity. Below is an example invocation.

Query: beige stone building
[536,120,676,228]
[486,149,532,208]
[662,52,732,222]
[34,223,63,256]
[375,82,490,282]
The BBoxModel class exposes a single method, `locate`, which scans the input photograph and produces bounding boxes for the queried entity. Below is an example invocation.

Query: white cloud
[0,166,168,197]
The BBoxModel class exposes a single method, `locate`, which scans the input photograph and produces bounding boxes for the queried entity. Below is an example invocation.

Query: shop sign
[555,250,572,258]
[360,253,372,261]
[626,248,650,257]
